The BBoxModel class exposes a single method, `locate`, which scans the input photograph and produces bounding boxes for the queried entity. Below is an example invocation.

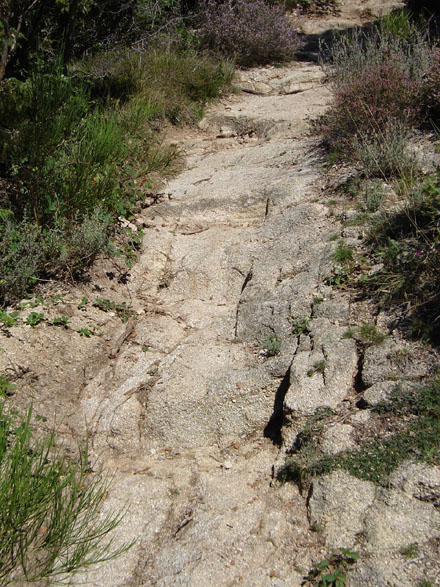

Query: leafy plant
[304,549,360,586]
[262,335,282,356]
[94,298,116,312]
[291,316,310,336]
[0,376,15,397]
[78,296,88,309]
[0,402,133,583]
[52,315,70,327]
[0,309,19,328]
[77,327,94,337]
[25,312,44,327]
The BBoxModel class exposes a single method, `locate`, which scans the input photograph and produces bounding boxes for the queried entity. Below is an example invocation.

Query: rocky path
[78,58,334,585]
[3,1,440,585]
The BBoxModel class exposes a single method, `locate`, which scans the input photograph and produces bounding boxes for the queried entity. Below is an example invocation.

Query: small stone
[223,461,232,469]
[320,424,356,455]
[363,381,398,406]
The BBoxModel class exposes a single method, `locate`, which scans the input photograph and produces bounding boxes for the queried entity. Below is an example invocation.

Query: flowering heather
[322,59,424,154]
[198,0,298,67]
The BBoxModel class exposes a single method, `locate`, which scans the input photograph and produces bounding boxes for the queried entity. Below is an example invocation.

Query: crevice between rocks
[264,365,291,446]
[354,346,367,407]
[234,268,253,337]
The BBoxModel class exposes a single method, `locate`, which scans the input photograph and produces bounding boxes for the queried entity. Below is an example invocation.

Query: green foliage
[366,172,440,343]
[0,213,113,305]
[262,335,282,356]
[0,45,231,304]
[77,327,94,337]
[358,323,386,344]
[399,543,419,558]
[93,298,134,322]
[344,323,386,345]
[52,315,69,327]
[25,311,44,326]
[304,549,359,586]
[78,296,88,309]
[0,309,19,328]
[333,241,353,264]
[351,122,420,180]
[291,316,310,336]
[281,377,440,486]
[0,402,132,583]
[0,376,15,397]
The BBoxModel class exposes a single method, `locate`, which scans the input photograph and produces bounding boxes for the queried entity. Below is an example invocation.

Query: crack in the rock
[264,197,270,219]
[264,367,291,446]
[354,345,367,406]
[234,267,253,337]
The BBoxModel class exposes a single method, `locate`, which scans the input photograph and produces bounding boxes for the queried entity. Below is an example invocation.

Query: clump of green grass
[333,241,353,264]
[400,543,419,558]
[343,323,386,345]
[291,316,310,336]
[307,360,326,377]
[0,402,133,583]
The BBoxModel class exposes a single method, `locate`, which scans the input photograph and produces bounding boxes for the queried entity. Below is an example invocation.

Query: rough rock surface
[2,1,440,586]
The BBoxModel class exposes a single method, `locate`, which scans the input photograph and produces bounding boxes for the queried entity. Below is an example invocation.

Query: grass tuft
[0,403,133,583]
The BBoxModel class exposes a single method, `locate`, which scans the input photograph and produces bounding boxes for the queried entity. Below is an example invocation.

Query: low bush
[321,59,425,158]
[198,0,298,66]
[319,15,433,165]
[0,46,231,303]
[366,173,440,343]
[0,212,113,304]
[0,402,132,583]
[422,47,440,121]
[350,122,420,180]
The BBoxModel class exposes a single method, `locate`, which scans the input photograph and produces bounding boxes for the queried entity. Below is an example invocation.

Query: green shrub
[366,175,440,342]
[0,45,232,303]
[138,48,234,122]
[0,212,113,305]
[0,402,132,583]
